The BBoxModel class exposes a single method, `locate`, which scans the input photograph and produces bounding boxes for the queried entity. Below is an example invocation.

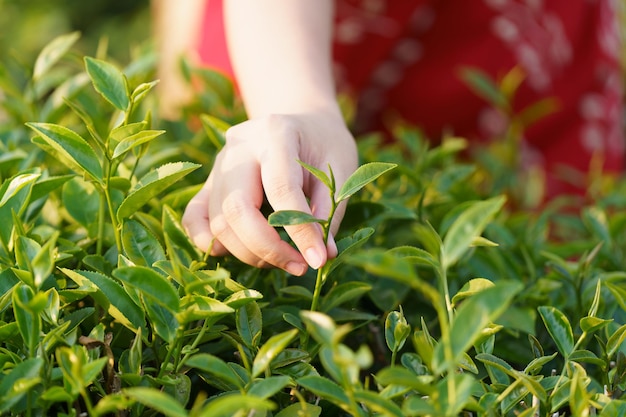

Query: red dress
[197,0,624,197]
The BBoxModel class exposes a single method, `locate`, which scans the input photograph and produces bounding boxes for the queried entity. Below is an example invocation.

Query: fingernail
[305,248,324,270]
[286,261,308,276]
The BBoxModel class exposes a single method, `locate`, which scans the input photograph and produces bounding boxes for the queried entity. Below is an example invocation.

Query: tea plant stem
[437,266,457,406]
[103,185,122,253]
[176,319,211,373]
[96,193,106,256]
[309,195,337,313]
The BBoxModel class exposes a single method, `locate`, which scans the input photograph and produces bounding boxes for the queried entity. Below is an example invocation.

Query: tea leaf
[62,268,145,333]
[12,285,41,355]
[385,310,411,353]
[237,301,263,349]
[186,353,244,389]
[112,129,165,159]
[26,122,103,182]
[451,278,495,306]
[298,160,333,191]
[459,67,508,110]
[131,80,160,106]
[321,281,371,312]
[252,329,298,378]
[336,162,397,202]
[200,113,229,150]
[84,56,130,111]
[0,358,43,413]
[375,366,435,394]
[113,266,180,313]
[607,323,626,358]
[33,31,80,81]
[123,387,187,417]
[223,289,264,309]
[300,311,336,346]
[275,403,322,417]
[354,389,405,417]
[195,393,275,417]
[538,306,574,358]
[433,281,522,373]
[268,210,327,227]
[178,295,234,323]
[297,375,350,408]
[143,297,179,344]
[122,220,166,268]
[441,195,506,269]
[117,162,200,221]
[248,375,291,398]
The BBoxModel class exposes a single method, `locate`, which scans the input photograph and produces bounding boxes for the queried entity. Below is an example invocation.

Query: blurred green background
[0,0,151,63]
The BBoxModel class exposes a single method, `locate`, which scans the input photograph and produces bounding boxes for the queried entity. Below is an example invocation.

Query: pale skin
[181,0,359,276]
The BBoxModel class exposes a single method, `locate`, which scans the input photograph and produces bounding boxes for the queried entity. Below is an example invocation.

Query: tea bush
[1,32,626,417]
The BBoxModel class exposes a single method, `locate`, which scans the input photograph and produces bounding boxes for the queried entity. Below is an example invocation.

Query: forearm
[152,0,205,118]
[224,0,340,118]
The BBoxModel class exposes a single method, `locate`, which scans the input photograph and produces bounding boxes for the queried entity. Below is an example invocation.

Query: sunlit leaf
[252,329,298,378]
[33,31,80,81]
[113,266,179,313]
[336,162,397,202]
[268,210,327,227]
[26,122,103,181]
[538,306,574,358]
[84,56,130,111]
[117,162,200,221]
[441,196,506,269]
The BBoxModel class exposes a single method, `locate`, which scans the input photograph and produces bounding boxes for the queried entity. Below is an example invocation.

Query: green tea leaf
[252,329,298,378]
[268,210,327,227]
[298,160,333,191]
[131,80,160,106]
[297,375,350,408]
[112,129,165,159]
[122,220,166,268]
[26,122,103,182]
[200,113,229,150]
[178,295,234,323]
[12,285,41,355]
[33,31,80,81]
[459,67,508,109]
[538,306,574,358]
[84,56,130,111]
[375,366,435,394]
[385,309,411,353]
[353,389,405,417]
[186,353,244,389]
[113,266,180,313]
[143,297,178,344]
[0,358,43,413]
[275,403,322,417]
[237,301,262,349]
[62,268,145,333]
[223,289,264,309]
[117,162,200,221]
[123,387,187,417]
[441,195,506,269]
[451,278,495,306]
[321,281,371,312]
[195,393,275,417]
[336,162,397,202]
[607,323,626,358]
[300,311,336,346]
[432,281,522,373]
[248,375,291,398]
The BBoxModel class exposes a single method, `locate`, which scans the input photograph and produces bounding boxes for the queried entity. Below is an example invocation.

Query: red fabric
[197,0,624,197]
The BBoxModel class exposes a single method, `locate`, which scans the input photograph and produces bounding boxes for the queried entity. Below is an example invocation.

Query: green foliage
[1,32,626,417]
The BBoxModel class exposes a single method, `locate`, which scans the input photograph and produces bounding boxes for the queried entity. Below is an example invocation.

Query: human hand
[182,111,358,276]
